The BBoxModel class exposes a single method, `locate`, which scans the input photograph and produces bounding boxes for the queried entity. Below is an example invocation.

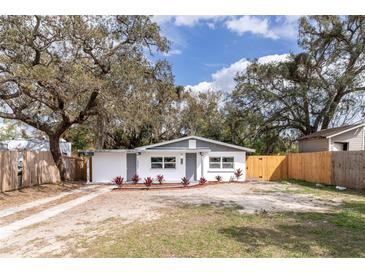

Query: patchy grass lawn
[276,179,365,198]
[66,180,365,258]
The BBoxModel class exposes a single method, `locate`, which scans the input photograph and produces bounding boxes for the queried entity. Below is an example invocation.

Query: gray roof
[82,135,255,153]
[298,123,365,140]
[136,135,255,152]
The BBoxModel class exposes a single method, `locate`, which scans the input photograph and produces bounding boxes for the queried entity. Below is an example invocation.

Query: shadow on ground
[218,204,365,257]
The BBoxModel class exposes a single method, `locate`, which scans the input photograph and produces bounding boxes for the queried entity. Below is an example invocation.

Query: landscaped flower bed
[112,180,247,191]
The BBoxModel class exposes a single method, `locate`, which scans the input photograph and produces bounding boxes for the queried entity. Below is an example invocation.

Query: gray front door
[185,153,197,181]
[126,153,137,181]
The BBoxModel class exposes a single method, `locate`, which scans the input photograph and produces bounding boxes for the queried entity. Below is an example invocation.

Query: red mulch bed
[112,181,246,191]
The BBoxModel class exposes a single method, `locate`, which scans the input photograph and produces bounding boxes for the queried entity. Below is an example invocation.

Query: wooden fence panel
[0,151,18,192]
[288,152,332,185]
[22,152,86,186]
[1,150,87,192]
[246,155,287,181]
[22,151,61,186]
[332,151,365,190]
[63,156,87,181]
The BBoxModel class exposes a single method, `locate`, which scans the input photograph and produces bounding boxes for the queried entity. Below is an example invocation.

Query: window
[164,157,176,169]
[209,157,221,169]
[151,157,163,169]
[343,143,348,151]
[151,157,176,169]
[209,156,234,169]
[222,157,234,169]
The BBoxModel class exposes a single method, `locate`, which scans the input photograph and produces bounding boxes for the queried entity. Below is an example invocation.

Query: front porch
[132,149,210,183]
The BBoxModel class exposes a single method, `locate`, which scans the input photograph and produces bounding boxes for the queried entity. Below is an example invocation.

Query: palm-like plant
[131,174,140,184]
[144,177,153,187]
[181,176,190,187]
[199,177,207,185]
[215,175,223,183]
[112,176,124,187]
[156,174,164,184]
[234,168,243,181]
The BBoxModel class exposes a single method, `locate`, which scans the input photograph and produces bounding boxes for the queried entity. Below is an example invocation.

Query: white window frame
[151,156,176,169]
[209,156,234,169]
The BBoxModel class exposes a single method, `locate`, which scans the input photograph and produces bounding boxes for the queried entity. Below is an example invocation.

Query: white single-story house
[87,136,255,183]
[298,122,365,152]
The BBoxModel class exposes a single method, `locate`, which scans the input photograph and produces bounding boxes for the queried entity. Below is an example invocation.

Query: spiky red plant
[131,174,140,184]
[234,168,243,180]
[112,176,124,187]
[156,174,164,184]
[215,175,223,183]
[198,177,207,185]
[144,177,153,187]
[181,176,190,187]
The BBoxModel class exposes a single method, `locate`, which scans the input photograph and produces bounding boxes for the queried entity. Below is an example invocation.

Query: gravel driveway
[0,181,341,257]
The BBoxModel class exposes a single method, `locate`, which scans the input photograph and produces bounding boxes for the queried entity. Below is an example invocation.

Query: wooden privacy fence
[0,151,19,192]
[246,155,288,181]
[246,151,365,190]
[22,151,60,188]
[1,151,87,192]
[63,156,87,181]
[287,152,332,185]
[331,151,365,190]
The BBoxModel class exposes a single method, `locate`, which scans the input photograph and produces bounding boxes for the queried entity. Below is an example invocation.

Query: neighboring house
[87,136,255,183]
[298,123,365,152]
[0,138,72,156]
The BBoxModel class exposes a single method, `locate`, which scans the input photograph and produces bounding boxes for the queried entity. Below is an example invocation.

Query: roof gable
[135,136,255,152]
[298,123,365,140]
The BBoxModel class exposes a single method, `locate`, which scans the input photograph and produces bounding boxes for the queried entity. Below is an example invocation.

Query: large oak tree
[0,15,168,179]
[228,16,365,154]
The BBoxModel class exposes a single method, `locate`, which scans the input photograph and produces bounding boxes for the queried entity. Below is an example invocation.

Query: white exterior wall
[329,127,365,151]
[137,151,185,182]
[201,151,246,182]
[92,152,126,183]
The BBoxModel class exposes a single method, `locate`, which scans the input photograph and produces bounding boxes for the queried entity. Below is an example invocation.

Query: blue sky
[152,16,302,92]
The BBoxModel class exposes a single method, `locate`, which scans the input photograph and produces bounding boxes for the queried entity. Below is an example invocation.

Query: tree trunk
[321,90,344,129]
[49,135,67,181]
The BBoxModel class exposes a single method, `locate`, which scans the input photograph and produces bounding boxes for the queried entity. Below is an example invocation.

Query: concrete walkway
[0,185,99,218]
[0,186,111,241]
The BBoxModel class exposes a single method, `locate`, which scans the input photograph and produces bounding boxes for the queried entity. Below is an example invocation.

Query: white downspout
[200,152,204,179]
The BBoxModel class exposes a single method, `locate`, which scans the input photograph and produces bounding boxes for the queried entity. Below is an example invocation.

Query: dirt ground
[0,181,346,257]
[0,182,87,210]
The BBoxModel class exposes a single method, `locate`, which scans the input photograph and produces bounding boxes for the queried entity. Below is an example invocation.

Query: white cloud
[163,49,182,56]
[153,15,227,29]
[152,16,174,25]
[209,59,252,92]
[225,16,299,40]
[206,22,216,29]
[186,54,290,93]
[174,16,224,27]
[152,16,227,55]
[226,16,277,39]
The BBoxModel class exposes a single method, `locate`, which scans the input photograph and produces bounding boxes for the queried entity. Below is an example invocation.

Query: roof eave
[325,123,365,138]
[135,135,255,152]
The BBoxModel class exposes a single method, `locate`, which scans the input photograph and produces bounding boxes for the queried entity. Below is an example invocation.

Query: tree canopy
[226,16,365,153]
[0,15,168,177]
[2,15,365,161]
